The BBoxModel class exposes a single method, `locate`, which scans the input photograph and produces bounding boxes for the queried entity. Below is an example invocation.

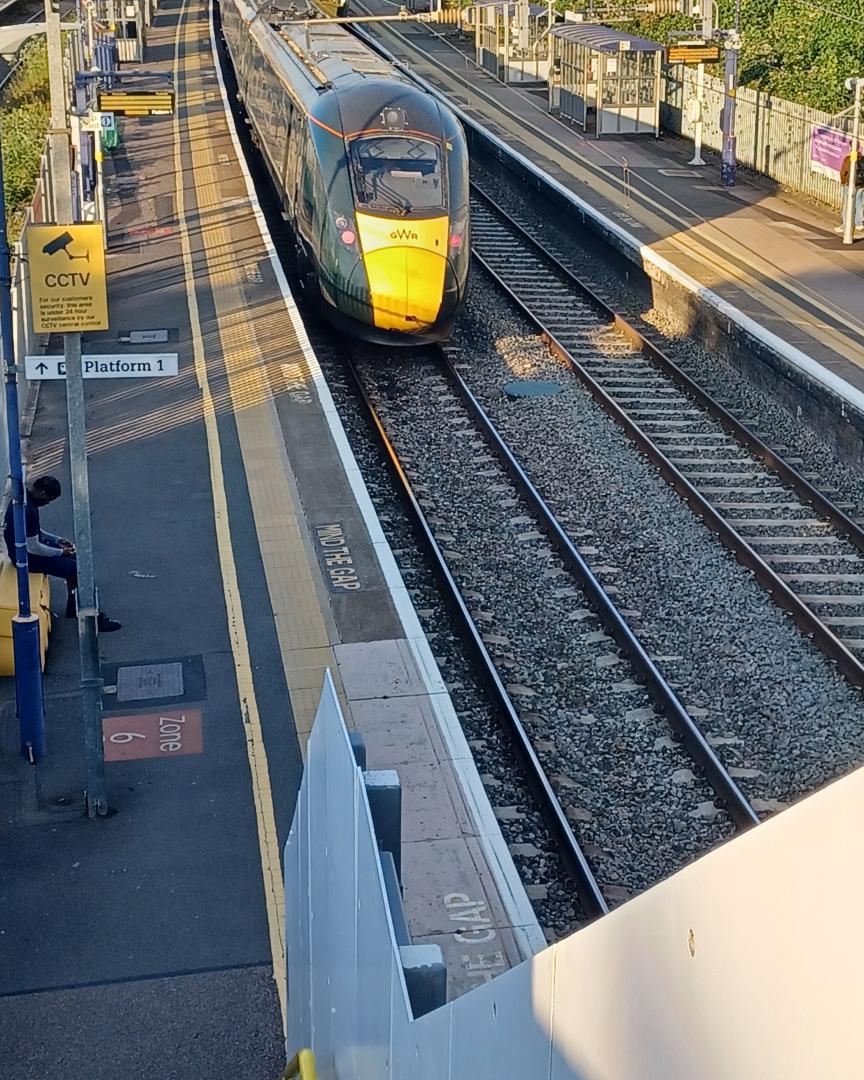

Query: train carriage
[220,0,470,342]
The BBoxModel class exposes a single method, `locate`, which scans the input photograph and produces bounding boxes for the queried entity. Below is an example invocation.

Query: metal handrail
[280,1048,317,1080]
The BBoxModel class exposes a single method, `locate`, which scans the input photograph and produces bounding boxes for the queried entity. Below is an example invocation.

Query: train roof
[277,18,397,87]
[231,0,453,139]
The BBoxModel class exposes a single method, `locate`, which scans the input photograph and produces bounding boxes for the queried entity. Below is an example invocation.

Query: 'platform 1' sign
[26,223,108,334]
[25,353,179,380]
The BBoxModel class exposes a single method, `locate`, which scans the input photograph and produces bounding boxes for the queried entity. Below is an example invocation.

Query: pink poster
[811,125,852,180]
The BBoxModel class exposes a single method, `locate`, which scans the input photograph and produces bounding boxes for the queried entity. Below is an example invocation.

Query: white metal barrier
[663,65,849,210]
[287,674,864,1079]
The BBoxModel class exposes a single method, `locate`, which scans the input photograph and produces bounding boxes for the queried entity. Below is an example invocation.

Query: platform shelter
[549,21,664,136]
[473,0,552,85]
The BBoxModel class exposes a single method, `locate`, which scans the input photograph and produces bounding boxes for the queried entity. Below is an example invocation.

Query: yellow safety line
[173,0,287,1026]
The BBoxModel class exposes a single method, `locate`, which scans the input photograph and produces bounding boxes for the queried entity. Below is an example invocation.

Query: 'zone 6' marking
[102,709,204,761]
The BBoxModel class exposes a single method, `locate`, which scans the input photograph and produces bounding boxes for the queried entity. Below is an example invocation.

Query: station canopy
[549,22,664,53]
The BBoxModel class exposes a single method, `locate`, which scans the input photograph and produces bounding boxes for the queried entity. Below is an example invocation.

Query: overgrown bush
[0,41,50,239]
[614,0,864,115]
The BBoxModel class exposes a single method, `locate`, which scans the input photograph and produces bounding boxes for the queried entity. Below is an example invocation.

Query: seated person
[3,475,120,633]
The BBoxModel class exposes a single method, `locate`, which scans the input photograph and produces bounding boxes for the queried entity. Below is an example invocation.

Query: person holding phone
[3,475,121,632]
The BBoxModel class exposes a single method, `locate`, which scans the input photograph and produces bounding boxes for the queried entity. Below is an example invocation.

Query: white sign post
[25,353,179,380]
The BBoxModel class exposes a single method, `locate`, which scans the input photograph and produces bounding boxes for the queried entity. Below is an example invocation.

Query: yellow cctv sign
[26,223,109,333]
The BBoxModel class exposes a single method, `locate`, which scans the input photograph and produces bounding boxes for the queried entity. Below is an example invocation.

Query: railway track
[468,183,864,689]
[343,344,757,918]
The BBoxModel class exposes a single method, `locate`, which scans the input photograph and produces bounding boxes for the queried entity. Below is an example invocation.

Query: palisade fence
[11,155,51,373]
[3,151,53,489]
[662,65,852,209]
[1,28,81,486]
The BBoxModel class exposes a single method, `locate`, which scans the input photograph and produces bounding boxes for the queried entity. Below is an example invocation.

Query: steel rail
[342,348,610,920]
[469,182,864,690]
[438,351,759,830]
[471,183,864,552]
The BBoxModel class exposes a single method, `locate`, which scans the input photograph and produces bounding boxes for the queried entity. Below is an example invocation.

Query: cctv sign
[26,223,109,333]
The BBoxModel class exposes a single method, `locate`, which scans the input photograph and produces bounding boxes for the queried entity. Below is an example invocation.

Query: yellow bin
[0,560,52,674]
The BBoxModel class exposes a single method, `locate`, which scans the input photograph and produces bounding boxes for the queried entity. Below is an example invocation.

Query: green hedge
[1,41,50,239]
[612,0,864,115]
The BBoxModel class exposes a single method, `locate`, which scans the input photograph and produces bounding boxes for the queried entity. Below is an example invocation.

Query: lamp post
[843,76,863,247]
[43,0,108,816]
[720,0,740,187]
[0,136,46,761]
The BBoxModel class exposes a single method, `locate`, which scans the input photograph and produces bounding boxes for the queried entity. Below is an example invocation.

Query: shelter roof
[550,21,663,52]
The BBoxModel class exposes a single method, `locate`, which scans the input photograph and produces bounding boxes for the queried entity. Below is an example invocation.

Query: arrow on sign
[35,362,47,374]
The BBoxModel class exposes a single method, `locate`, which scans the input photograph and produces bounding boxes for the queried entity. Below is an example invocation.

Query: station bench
[0,558,51,675]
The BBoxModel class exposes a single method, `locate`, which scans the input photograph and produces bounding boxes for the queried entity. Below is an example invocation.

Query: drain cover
[503,379,562,399]
[116,662,184,702]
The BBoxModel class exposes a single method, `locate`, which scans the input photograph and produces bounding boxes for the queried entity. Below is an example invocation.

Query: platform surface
[359,7,864,394]
[0,1,538,1076]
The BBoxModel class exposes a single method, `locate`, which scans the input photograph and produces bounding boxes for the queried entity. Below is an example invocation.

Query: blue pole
[0,131,46,761]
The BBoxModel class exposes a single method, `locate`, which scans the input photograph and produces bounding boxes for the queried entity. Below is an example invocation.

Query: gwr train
[220,0,470,343]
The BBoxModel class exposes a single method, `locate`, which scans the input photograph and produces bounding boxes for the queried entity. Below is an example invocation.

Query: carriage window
[349,136,444,213]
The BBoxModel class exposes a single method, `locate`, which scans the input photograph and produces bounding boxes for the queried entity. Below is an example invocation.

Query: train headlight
[340,229,356,245]
[381,106,407,130]
[450,234,462,248]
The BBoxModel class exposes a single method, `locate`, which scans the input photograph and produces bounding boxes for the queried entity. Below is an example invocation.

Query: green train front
[220,0,470,343]
[301,82,469,342]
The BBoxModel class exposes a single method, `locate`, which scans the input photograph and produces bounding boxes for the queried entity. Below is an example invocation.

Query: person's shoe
[834,225,845,233]
[97,613,122,633]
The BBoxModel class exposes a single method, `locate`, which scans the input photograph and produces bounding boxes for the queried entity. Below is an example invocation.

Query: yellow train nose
[354,213,450,333]
[363,246,447,331]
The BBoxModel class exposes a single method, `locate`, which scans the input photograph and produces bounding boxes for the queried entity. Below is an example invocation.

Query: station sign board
[25,354,179,380]
[668,43,722,64]
[96,89,175,116]
[81,111,116,133]
[25,223,108,333]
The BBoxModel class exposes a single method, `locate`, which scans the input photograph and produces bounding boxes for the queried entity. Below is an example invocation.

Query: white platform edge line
[354,26,864,418]
[206,0,544,958]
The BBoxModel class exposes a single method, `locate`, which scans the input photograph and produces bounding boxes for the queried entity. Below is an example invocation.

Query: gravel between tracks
[471,158,864,515]
[356,350,734,906]
[455,269,864,809]
[314,341,584,940]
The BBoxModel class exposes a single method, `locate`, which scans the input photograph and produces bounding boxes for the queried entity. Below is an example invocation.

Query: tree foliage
[593,0,864,113]
[0,41,50,238]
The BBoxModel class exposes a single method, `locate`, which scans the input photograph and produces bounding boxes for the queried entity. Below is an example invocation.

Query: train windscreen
[349,136,444,214]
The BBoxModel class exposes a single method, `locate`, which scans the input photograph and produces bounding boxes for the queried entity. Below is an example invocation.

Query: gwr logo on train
[390,228,420,241]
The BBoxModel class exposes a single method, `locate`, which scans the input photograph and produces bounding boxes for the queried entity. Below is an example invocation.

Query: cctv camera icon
[42,231,89,262]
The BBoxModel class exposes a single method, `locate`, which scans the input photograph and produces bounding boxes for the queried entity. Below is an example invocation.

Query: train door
[284,115,305,222]
[278,99,296,213]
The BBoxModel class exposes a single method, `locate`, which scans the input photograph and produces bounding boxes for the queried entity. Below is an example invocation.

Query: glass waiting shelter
[548,22,664,137]
[473,1,552,85]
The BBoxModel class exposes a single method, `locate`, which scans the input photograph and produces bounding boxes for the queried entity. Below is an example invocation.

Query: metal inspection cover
[116,661,184,702]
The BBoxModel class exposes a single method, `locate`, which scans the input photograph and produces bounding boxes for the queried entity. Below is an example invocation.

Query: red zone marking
[102,709,204,761]
[125,225,177,239]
